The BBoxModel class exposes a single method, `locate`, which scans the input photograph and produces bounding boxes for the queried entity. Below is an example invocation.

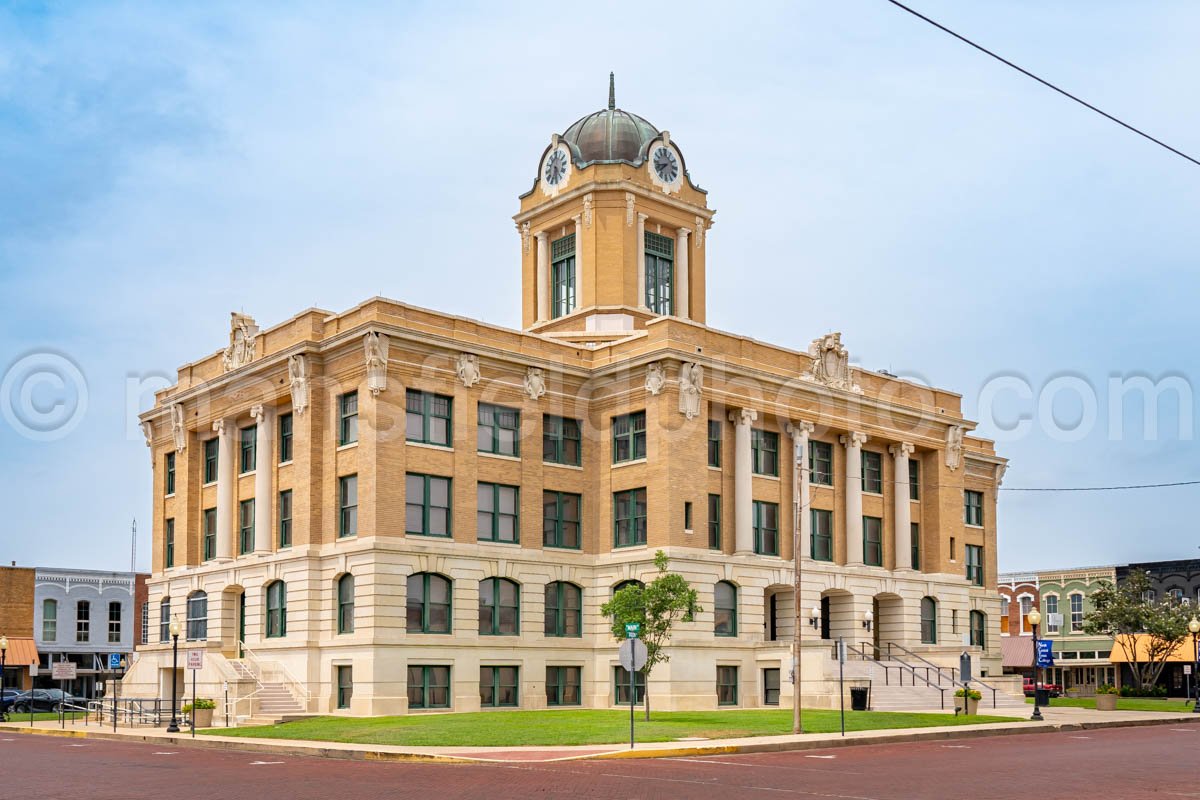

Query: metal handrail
[238,641,309,707]
[845,642,946,709]
[887,642,999,709]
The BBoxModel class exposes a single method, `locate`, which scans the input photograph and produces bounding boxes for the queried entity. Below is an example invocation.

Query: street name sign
[624,622,641,639]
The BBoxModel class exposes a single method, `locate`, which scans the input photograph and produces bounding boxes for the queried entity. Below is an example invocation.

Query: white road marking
[249,761,285,765]
[804,754,837,759]
[1172,728,1200,732]
[153,752,177,755]
[66,744,89,747]
[940,745,971,749]
[1069,736,1092,739]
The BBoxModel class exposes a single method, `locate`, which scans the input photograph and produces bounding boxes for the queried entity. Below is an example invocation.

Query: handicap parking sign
[108,653,122,670]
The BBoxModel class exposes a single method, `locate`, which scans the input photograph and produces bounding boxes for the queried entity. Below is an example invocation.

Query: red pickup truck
[1023,678,1062,698]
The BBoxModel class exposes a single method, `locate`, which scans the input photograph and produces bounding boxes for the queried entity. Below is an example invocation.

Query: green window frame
[239,425,256,474]
[42,599,57,642]
[279,413,293,463]
[751,429,779,476]
[551,233,576,319]
[203,438,218,484]
[966,544,984,586]
[717,665,739,706]
[278,489,292,548]
[964,490,984,526]
[811,508,833,562]
[339,474,358,538]
[546,666,581,706]
[753,501,778,556]
[339,391,358,446]
[478,577,520,636]
[477,403,520,457]
[543,415,581,466]
[265,580,287,638]
[407,572,452,634]
[544,581,582,637]
[809,440,833,486]
[763,668,781,706]
[920,596,937,644]
[202,508,216,561]
[613,487,647,547]
[908,457,920,500]
[406,390,453,447]
[164,518,175,569]
[614,667,646,705]
[644,231,673,315]
[337,574,355,634]
[165,452,176,495]
[969,610,986,650]
[239,498,255,555]
[406,473,452,537]
[159,597,170,643]
[1070,593,1084,631]
[336,665,353,709]
[612,411,646,463]
[480,666,519,708]
[714,581,737,636]
[863,515,882,566]
[543,491,581,549]
[407,665,451,709]
[910,522,920,570]
[477,482,519,543]
[862,451,882,493]
[707,494,721,550]
[707,419,722,467]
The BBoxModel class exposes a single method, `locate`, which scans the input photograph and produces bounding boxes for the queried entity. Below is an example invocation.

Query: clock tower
[514,74,714,342]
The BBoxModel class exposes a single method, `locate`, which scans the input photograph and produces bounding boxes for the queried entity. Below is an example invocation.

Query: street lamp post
[1028,608,1043,721]
[1189,618,1200,714]
[166,618,182,733]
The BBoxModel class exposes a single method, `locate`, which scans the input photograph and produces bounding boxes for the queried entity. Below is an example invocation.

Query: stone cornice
[513,179,715,226]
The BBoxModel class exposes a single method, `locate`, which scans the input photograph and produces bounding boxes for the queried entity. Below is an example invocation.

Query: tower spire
[608,72,615,110]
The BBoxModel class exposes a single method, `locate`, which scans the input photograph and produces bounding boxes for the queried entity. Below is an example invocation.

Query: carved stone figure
[288,354,310,415]
[695,216,706,248]
[456,353,481,388]
[524,367,546,401]
[802,332,861,394]
[644,363,665,396]
[946,425,965,471]
[141,420,153,449]
[521,221,531,254]
[678,362,704,419]
[221,313,259,372]
[583,194,593,228]
[170,403,186,451]
[994,462,1008,486]
[364,332,390,396]
[626,193,635,226]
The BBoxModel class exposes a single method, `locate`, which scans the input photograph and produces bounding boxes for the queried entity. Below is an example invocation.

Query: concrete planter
[1095,694,1118,711]
[191,707,214,728]
[955,696,980,715]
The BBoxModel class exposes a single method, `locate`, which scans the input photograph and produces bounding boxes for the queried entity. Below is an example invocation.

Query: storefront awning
[1001,635,1033,667]
[1107,635,1195,663]
[2,637,38,667]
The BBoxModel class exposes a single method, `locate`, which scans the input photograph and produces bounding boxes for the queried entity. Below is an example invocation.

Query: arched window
[186,591,208,641]
[613,579,644,595]
[714,581,737,637]
[920,597,938,644]
[545,582,582,637]
[337,574,355,634]
[42,599,57,642]
[159,597,171,642]
[969,610,986,650]
[479,577,520,635]
[407,573,451,634]
[265,581,287,638]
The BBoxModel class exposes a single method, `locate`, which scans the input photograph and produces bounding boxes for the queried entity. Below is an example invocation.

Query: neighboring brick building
[0,565,36,690]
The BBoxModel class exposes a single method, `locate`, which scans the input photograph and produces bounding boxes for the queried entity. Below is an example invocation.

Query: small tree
[601,550,701,720]
[1083,571,1192,692]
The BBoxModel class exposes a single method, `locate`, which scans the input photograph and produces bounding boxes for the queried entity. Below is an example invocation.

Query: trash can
[850,687,869,711]
[1034,688,1050,707]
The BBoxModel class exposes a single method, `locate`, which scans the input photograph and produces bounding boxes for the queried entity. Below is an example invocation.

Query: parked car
[1023,678,1062,698]
[10,689,83,713]
[0,688,21,712]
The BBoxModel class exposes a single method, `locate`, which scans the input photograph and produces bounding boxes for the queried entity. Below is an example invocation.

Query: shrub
[1096,684,1119,695]
[955,688,983,701]
[181,698,216,713]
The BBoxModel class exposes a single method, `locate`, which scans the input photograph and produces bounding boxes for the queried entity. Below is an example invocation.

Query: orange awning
[2,637,38,667]
[1107,635,1198,663]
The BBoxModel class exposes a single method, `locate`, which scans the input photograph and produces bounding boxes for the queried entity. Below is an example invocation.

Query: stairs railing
[886,642,999,709]
[238,641,309,710]
[845,642,947,710]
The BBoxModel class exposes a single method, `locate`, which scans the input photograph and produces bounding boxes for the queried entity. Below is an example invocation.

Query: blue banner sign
[1035,639,1054,668]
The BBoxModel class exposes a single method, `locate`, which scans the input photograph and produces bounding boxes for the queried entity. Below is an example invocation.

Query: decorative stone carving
[995,462,1008,486]
[249,404,265,422]
[889,442,915,459]
[626,193,635,226]
[170,403,186,451]
[946,425,965,470]
[456,353,481,388]
[678,362,704,420]
[695,216,705,248]
[802,332,862,394]
[644,362,666,396]
[523,367,546,401]
[141,420,153,449]
[364,332,390,396]
[221,313,259,372]
[583,194,593,228]
[840,431,869,449]
[521,221,531,254]
[287,354,309,415]
[212,418,226,436]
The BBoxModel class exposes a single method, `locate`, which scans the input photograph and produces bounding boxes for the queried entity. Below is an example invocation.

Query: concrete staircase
[841,659,1028,713]
[229,660,307,726]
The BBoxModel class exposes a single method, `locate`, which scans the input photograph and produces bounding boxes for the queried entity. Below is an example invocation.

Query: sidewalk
[3,706,1197,763]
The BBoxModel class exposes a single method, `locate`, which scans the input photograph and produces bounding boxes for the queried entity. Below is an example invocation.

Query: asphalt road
[2,724,1198,799]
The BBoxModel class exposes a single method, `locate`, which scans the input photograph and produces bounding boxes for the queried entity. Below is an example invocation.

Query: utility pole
[131,518,137,573]
[787,422,813,735]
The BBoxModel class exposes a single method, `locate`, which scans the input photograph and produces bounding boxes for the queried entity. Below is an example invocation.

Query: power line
[884,0,1200,168]
[1000,480,1200,492]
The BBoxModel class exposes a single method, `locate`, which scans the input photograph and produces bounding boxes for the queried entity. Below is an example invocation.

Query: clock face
[544,149,568,186]
[652,146,679,184]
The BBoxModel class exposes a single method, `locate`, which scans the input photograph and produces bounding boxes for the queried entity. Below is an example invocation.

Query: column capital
[786,420,815,439]
[840,431,868,448]
[212,418,226,435]
[249,404,268,422]
[889,442,915,459]
[637,212,649,223]
[729,408,758,426]
[572,214,582,226]
[534,230,549,243]
[676,227,691,238]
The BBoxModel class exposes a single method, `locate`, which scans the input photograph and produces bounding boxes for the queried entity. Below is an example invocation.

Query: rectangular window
[546,666,582,706]
[752,429,779,476]
[684,501,693,531]
[707,419,722,467]
[964,490,984,526]
[644,231,673,315]
[338,475,358,538]
[612,411,646,463]
[239,498,255,554]
[407,665,451,710]
[339,391,358,446]
[477,482,519,543]
[862,451,882,493]
[202,508,216,561]
[1070,594,1084,632]
[203,438,219,484]
[708,494,721,550]
[76,600,90,642]
[406,473,452,537]
[479,666,519,708]
[614,667,646,705]
[716,665,739,706]
[278,490,292,548]
[950,536,957,561]
[965,544,984,586]
[543,415,581,466]
[477,403,520,457]
[406,390,453,447]
[908,458,920,500]
[108,601,122,644]
[863,516,882,566]
[613,487,648,547]
[810,441,833,486]
[910,522,920,570]
[165,452,176,495]
[42,599,57,642]
[239,424,256,473]
[811,509,833,562]
[551,233,576,318]
[279,413,293,463]
[753,501,779,556]
[160,600,170,643]
[140,602,148,645]
[165,518,175,569]
[1045,595,1060,633]
[336,665,353,710]
[763,668,781,706]
[543,491,581,549]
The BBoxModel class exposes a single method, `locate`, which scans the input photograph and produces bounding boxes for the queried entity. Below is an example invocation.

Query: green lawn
[4,711,89,723]
[204,709,1020,747]
[1026,696,1195,713]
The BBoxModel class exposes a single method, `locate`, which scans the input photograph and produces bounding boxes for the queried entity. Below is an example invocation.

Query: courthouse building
[124,79,1008,718]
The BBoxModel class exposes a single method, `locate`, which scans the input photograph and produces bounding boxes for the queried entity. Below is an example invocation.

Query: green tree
[600,550,701,720]
[1083,571,1193,692]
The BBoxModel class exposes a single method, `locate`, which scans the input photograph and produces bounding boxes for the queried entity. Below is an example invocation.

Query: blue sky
[1,1,1197,573]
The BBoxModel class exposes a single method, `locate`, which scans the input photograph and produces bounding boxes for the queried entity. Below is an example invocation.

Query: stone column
[786,421,814,559]
[675,227,690,319]
[535,231,549,323]
[890,443,915,570]
[572,214,583,316]
[840,432,868,565]
[636,213,648,309]
[730,408,757,554]
[214,418,236,561]
[251,404,274,554]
